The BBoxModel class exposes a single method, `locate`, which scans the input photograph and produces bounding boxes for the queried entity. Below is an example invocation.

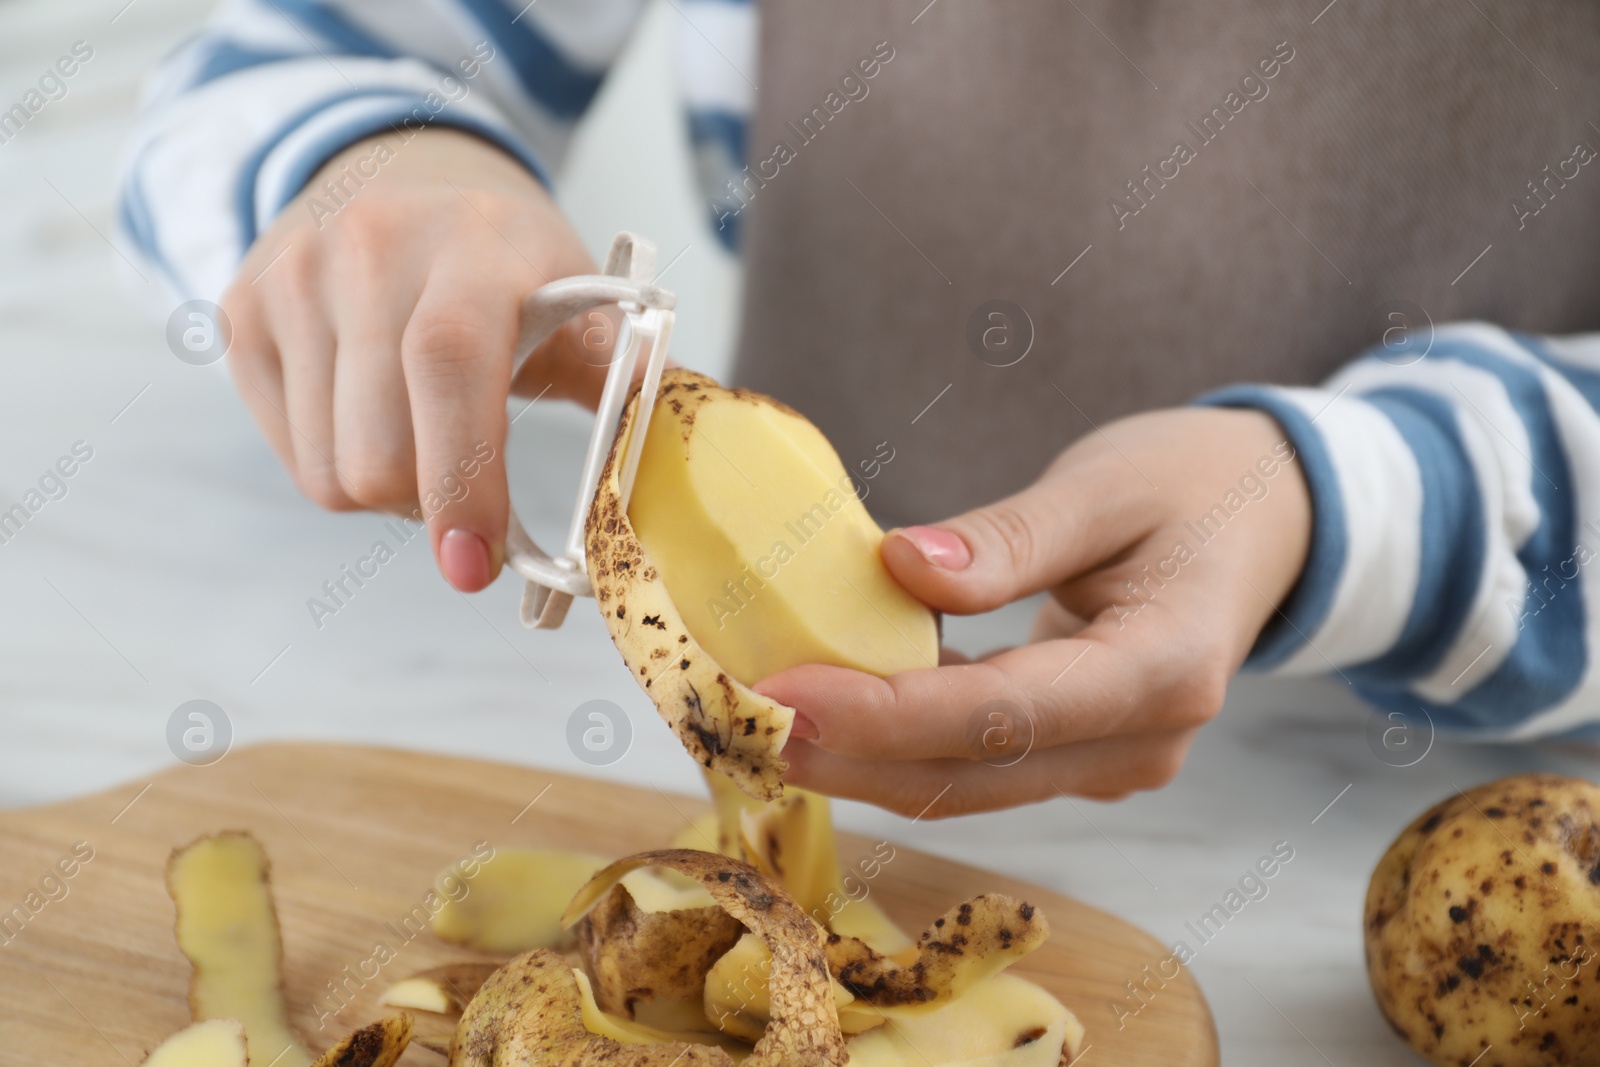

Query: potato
[587,369,938,799]
[587,376,798,800]
[625,369,936,683]
[1366,774,1600,1066]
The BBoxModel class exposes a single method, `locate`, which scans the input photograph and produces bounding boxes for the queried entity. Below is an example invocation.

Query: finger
[278,318,354,510]
[330,266,419,511]
[222,286,294,471]
[758,606,1223,762]
[401,261,517,592]
[261,249,357,510]
[781,728,1199,817]
[879,453,1161,616]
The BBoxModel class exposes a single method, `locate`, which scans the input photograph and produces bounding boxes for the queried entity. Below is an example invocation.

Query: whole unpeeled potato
[1366,774,1600,1066]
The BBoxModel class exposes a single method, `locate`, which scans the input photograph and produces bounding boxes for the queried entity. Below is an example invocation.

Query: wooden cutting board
[0,743,1217,1065]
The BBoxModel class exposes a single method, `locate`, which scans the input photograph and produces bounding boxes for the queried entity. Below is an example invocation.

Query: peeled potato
[587,369,938,799]
[626,370,937,682]
[1366,774,1600,1066]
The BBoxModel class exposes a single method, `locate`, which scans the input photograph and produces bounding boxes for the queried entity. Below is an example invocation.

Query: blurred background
[4,2,1595,1064]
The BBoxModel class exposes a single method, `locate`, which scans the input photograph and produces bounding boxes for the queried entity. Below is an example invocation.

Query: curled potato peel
[829,893,1049,1011]
[450,949,731,1067]
[585,375,796,800]
[576,881,743,1018]
[563,849,848,1066]
[701,892,1050,1039]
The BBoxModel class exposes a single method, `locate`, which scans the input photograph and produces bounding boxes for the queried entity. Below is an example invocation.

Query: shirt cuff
[1193,384,1429,675]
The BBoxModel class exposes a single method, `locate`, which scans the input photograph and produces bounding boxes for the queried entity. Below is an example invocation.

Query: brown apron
[732,1,1600,527]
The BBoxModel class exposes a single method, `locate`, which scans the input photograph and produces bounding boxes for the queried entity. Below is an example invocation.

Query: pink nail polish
[788,711,819,740]
[896,526,973,570]
[441,528,493,591]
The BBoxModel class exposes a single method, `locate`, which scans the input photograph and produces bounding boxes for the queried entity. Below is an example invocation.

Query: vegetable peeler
[504,232,675,631]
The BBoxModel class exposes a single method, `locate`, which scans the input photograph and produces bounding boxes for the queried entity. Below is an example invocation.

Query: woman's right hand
[221,127,608,591]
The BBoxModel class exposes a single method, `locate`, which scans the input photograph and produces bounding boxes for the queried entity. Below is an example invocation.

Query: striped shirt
[119,1,1600,739]
[1204,325,1600,739]
[117,0,752,301]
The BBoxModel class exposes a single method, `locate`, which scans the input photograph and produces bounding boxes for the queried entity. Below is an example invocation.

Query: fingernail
[788,711,818,741]
[894,526,972,570]
[441,528,493,591]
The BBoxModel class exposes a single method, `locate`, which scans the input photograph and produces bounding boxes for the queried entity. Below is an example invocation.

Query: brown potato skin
[450,949,731,1067]
[312,1014,412,1067]
[586,371,796,800]
[563,850,849,1066]
[577,883,743,1017]
[1366,774,1600,1066]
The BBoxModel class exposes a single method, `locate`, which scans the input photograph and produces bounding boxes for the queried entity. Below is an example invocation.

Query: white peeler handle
[505,232,675,630]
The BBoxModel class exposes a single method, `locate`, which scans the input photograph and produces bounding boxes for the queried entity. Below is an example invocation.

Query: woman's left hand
[755,406,1312,818]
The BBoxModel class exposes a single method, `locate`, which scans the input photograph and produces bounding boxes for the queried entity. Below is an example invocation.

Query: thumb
[880,469,1139,615]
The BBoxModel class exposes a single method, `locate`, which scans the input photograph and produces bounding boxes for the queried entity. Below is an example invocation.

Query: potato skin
[1366,774,1600,1066]
[586,370,796,800]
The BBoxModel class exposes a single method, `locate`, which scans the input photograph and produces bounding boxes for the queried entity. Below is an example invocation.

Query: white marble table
[5,3,1597,1064]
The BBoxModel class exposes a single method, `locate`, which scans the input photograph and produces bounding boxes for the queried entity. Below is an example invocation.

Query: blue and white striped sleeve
[1199,322,1600,738]
[116,0,650,303]
[672,0,755,252]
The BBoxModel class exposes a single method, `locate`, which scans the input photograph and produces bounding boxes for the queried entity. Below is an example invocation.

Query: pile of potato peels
[144,773,1083,1066]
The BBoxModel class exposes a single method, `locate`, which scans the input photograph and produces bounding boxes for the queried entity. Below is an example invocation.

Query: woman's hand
[222,128,607,592]
[756,407,1312,818]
